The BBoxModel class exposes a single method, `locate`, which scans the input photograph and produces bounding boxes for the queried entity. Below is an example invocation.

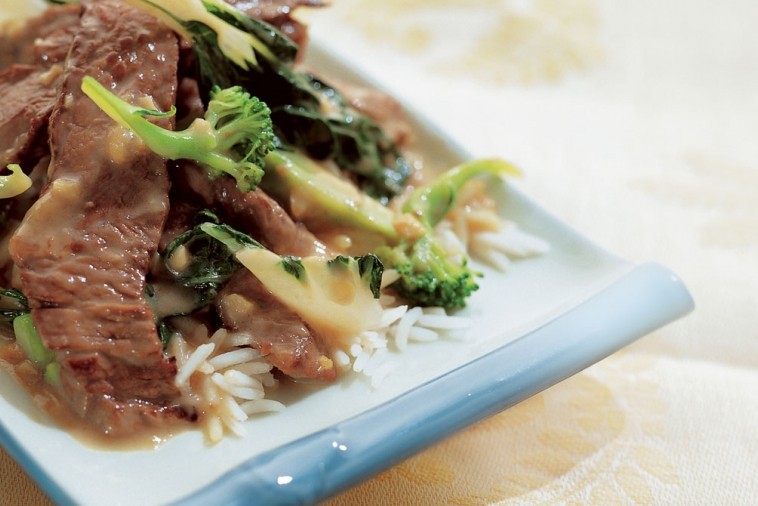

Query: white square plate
[0,43,693,506]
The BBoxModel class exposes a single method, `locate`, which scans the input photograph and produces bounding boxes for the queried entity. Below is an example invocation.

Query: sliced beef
[0,156,50,285]
[0,5,80,168]
[337,81,414,149]
[217,269,337,381]
[0,65,61,168]
[174,161,330,257]
[166,163,335,381]
[212,177,330,257]
[0,4,81,71]
[9,0,186,435]
[209,180,335,381]
[31,5,83,66]
[0,5,81,284]
[223,0,325,52]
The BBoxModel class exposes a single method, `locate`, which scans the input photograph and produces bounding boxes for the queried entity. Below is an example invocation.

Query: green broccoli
[123,0,412,202]
[0,289,60,385]
[402,159,521,228]
[261,150,399,241]
[81,77,275,192]
[374,235,477,309]
[382,159,519,308]
[262,154,520,309]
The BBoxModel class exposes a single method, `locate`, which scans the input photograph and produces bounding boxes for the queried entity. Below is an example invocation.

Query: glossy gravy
[0,337,187,451]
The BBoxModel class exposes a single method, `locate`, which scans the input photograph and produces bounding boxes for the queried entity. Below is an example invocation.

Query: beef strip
[166,163,335,380]
[175,161,330,257]
[0,4,81,71]
[0,5,80,168]
[217,269,337,381]
[209,179,336,380]
[31,5,83,66]
[335,80,414,149]
[0,156,49,285]
[0,65,59,169]
[223,0,325,53]
[212,176,331,257]
[9,0,186,435]
[0,6,82,283]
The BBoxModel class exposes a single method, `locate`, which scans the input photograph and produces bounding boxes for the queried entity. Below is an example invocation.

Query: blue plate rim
[172,261,694,506]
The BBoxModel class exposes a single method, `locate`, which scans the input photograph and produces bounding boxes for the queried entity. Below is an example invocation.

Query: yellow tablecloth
[2,1,757,504]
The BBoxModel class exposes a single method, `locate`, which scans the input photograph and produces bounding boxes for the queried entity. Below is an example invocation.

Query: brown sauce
[0,338,191,451]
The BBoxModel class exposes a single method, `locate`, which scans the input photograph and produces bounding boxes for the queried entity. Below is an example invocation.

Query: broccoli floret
[377,235,479,309]
[402,158,521,228]
[81,77,274,192]
[262,155,520,308]
[382,159,520,308]
[124,0,411,202]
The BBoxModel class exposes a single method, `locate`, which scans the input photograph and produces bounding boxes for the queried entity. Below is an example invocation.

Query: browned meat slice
[0,4,82,71]
[337,81,414,149]
[31,5,83,66]
[212,177,330,257]
[9,0,186,435]
[0,3,80,188]
[0,5,79,168]
[223,0,325,52]
[0,65,60,168]
[217,269,337,381]
[174,161,330,257]
[165,163,335,382]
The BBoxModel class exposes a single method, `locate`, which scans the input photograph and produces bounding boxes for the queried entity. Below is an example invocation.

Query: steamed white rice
[168,214,548,443]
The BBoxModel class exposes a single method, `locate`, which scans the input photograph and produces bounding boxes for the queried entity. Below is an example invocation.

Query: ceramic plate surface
[0,41,693,506]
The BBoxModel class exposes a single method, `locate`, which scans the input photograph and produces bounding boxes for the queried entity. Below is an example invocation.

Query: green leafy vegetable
[122,0,274,71]
[14,313,55,369]
[375,236,479,309]
[0,289,28,327]
[262,156,518,308]
[200,219,385,343]
[0,291,59,383]
[199,220,384,301]
[384,159,520,308]
[162,210,248,308]
[266,79,412,203]
[124,0,411,202]
[81,77,275,192]
[331,254,385,299]
[163,211,384,327]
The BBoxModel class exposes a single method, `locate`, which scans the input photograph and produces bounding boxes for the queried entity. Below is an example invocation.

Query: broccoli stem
[403,158,520,229]
[81,76,211,156]
[13,314,55,369]
[81,76,274,192]
[262,150,399,241]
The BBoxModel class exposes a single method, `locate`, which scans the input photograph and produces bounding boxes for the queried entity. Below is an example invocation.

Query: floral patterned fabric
[2,1,757,504]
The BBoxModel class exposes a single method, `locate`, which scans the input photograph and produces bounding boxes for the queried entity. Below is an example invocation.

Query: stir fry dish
[0,0,547,442]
